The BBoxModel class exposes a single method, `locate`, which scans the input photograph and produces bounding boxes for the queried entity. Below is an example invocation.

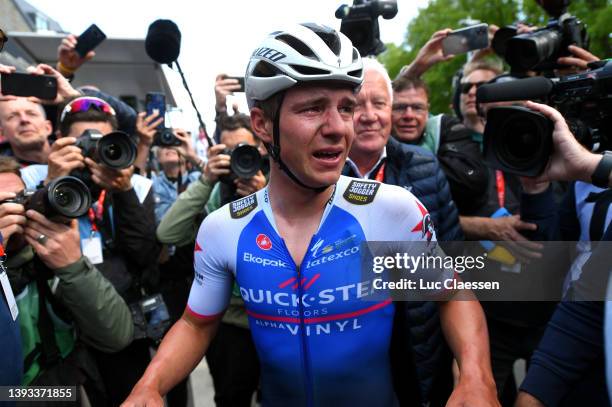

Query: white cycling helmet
[245,23,364,109]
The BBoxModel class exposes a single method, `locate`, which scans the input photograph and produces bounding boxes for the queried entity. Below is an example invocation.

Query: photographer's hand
[202,144,230,184]
[556,45,599,73]
[57,34,95,77]
[26,64,80,105]
[488,215,543,263]
[214,74,241,113]
[136,111,163,147]
[235,171,266,197]
[526,101,602,184]
[173,129,200,165]
[24,210,81,269]
[399,29,453,79]
[46,137,85,183]
[0,193,26,244]
[85,157,133,192]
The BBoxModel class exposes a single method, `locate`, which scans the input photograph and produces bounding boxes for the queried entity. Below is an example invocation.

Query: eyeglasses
[59,97,116,123]
[0,29,8,53]
[391,103,428,114]
[460,81,487,94]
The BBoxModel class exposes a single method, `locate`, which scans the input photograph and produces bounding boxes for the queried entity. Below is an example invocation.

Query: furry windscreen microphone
[145,19,181,64]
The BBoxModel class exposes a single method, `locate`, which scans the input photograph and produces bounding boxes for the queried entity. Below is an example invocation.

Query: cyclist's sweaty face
[278,84,357,188]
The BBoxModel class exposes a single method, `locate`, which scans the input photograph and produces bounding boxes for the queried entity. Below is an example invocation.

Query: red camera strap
[495,170,505,209]
[374,163,386,183]
[87,190,106,232]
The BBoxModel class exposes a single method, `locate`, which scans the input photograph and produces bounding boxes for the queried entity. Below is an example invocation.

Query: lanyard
[87,190,106,233]
[495,170,505,209]
[374,162,386,182]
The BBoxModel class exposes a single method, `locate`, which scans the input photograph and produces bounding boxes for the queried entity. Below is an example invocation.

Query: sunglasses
[59,97,116,123]
[460,81,487,94]
[0,29,8,52]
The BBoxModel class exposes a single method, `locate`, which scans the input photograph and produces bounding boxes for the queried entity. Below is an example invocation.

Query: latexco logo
[256,234,272,250]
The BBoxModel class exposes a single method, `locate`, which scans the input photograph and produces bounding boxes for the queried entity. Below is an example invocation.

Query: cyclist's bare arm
[121,311,221,407]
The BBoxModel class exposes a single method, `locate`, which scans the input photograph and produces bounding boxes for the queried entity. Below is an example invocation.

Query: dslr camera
[492,0,588,72]
[1,176,91,223]
[75,129,137,169]
[219,143,263,183]
[71,129,137,188]
[153,128,181,147]
[219,144,264,205]
[480,60,612,176]
[335,0,398,57]
[129,294,171,345]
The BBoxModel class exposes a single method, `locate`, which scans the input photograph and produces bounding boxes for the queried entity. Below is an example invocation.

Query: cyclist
[123,23,497,407]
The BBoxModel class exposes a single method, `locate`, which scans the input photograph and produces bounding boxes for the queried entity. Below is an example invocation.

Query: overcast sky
[26,0,428,133]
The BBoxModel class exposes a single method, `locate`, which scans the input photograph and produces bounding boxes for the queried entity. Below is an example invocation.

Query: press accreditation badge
[83,236,104,265]
[0,269,18,321]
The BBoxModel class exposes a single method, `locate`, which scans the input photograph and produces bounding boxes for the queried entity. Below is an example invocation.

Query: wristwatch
[591,151,612,188]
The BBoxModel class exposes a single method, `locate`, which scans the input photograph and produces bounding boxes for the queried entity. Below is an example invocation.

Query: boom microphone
[145,19,181,64]
[477,76,554,104]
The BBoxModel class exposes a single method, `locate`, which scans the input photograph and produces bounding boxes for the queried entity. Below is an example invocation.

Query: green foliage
[380,0,612,114]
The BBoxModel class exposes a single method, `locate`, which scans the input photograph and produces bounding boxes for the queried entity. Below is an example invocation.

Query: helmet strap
[268,92,328,194]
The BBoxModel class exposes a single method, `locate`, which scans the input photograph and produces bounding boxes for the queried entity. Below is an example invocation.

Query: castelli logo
[256,234,272,251]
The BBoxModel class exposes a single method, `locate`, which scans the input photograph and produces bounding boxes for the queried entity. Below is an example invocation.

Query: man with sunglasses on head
[21,95,160,405]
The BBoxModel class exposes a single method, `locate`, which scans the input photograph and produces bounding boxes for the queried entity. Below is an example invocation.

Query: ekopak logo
[256,234,272,251]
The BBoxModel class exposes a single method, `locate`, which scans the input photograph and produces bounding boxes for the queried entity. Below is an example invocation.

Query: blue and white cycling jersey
[188,175,452,407]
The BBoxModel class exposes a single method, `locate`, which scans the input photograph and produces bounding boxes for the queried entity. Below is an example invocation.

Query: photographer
[212,73,242,143]
[0,156,133,404]
[156,113,265,407]
[151,130,201,224]
[20,95,160,405]
[507,101,612,407]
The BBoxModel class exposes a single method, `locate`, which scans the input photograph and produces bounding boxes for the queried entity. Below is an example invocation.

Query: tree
[380,0,611,114]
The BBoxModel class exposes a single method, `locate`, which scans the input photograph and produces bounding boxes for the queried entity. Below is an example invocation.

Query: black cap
[145,19,181,64]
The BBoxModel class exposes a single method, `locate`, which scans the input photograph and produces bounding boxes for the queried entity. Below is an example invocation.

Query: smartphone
[1,73,57,100]
[75,24,107,57]
[227,76,245,92]
[145,92,166,130]
[442,23,489,56]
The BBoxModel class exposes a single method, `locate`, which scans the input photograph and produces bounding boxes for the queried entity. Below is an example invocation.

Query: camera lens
[98,131,137,169]
[230,144,262,179]
[47,176,92,218]
[506,29,562,71]
[497,111,551,172]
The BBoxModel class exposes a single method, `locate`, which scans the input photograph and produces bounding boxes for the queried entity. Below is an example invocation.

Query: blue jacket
[152,171,201,224]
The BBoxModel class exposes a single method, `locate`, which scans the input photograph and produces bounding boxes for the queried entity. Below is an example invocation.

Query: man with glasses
[391,75,487,214]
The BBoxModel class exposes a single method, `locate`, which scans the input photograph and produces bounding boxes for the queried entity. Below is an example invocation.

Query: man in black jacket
[345,57,464,406]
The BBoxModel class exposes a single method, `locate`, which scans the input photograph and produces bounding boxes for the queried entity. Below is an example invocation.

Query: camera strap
[374,162,386,183]
[87,190,106,233]
[495,170,505,209]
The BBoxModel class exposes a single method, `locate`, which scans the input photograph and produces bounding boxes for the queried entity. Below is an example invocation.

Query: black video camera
[1,176,92,223]
[335,0,398,57]
[492,0,588,72]
[480,60,612,176]
[75,129,137,169]
[153,128,181,147]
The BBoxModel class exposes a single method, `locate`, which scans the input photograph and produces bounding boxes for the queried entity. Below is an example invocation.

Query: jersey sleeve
[377,184,457,299]
[186,209,234,321]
